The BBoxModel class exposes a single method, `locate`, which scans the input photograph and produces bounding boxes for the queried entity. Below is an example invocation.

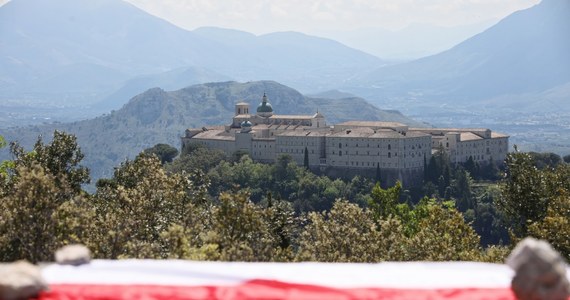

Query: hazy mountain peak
[353,0,570,107]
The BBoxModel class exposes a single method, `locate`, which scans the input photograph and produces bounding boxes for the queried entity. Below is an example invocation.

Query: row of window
[279,149,315,154]
[465,155,486,161]
[253,144,272,148]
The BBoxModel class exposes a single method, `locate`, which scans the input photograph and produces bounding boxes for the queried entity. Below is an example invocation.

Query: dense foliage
[0,132,568,263]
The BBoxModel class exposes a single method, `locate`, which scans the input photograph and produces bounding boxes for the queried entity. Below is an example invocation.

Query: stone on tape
[0,260,47,300]
[506,237,570,300]
[55,244,91,266]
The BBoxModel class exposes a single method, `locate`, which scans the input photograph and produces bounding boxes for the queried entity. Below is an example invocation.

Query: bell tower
[235,102,250,116]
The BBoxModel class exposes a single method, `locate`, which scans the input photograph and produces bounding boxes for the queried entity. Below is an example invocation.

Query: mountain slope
[94,66,232,112]
[0,0,384,109]
[350,0,570,108]
[0,0,222,105]
[0,81,422,182]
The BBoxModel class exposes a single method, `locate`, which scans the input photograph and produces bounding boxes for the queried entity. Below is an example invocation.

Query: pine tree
[375,163,381,185]
[303,147,309,169]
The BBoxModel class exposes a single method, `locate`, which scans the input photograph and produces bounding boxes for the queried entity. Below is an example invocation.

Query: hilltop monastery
[182,94,509,185]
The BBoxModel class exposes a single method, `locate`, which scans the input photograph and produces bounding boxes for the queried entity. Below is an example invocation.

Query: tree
[497,150,548,236]
[296,200,384,262]
[528,192,570,260]
[181,142,205,156]
[404,199,481,261]
[464,156,478,178]
[452,169,474,212]
[0,163,93,262]
[375,163,381,184]
[368,181,401,221]
[470,185,509,247]
[144,143,179,164]
[205,191,281,261]
[481,156,500,181]
[92,153,207,259]
[303,146,309,169]
[9,130,90,192]
[167,147,226,174]
[528,152,562,169]
[0,135,13,181]
[0,131,93,262]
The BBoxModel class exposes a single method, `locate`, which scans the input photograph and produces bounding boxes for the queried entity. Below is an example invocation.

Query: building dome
[240,120,253,133]
[257,102,273,113]
[256,93,273,117]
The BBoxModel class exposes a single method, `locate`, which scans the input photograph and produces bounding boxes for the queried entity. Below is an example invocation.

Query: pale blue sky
[123,0,540,34]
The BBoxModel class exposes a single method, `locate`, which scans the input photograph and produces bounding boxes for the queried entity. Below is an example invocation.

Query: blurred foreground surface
[38,260,570,300]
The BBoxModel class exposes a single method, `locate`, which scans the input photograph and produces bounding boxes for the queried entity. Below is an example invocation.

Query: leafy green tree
[0,131,93,262]
[368,181,401,220]
[205,191,282,261]
[144,143,179,164]
[470,185,509,246]
[9,130,90,192]
[92,153,207,259]
[425,145,451,188]
[528,152,562,169]
[181,142,206,156]
[497,150,548,236]
[451,169,474,212]
[528,192,570,260]
[296,200,384,262]
[263,195,298,253]
[480,156,500,181]
[0,135,13,186]
[0,163,93,262]
[231,150,250,163]
[271,155,301,200]
[168,147,226,174]
[405,199,481,261]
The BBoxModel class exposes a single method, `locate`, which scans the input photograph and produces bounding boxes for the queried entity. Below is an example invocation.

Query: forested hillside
[1,131,568,263]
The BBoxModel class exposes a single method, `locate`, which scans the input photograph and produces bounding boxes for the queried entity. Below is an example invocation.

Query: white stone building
[182,94,509,185]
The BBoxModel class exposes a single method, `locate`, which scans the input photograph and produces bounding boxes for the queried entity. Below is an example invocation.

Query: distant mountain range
[0,81,424,182]
[348,0,570,113]
[319,20,498,61]
[0,0,383,111]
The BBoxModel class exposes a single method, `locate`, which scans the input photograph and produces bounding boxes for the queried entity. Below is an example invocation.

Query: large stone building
[182,94,509,186]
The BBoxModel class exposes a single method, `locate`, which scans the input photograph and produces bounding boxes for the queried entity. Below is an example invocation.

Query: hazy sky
[123,0,540,34]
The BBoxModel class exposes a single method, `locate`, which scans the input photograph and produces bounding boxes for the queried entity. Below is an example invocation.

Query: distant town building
[182,94,509,186]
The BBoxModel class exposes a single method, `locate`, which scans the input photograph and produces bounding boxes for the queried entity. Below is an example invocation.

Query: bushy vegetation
[0,131,568,263]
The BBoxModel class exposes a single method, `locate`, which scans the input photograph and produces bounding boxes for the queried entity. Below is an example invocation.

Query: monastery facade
[182,94,509,186]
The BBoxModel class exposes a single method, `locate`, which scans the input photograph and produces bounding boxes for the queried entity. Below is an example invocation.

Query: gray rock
[506,237,570,300]
[0,260,47,300]
[55,244,91,266]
